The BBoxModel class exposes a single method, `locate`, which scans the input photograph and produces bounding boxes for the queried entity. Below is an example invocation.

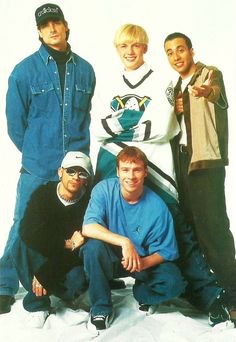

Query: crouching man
[81,146,186,331]
[12,151,93,328]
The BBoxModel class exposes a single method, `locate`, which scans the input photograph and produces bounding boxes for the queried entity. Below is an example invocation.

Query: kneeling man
[12,151,93,328]
[82,146,186,330]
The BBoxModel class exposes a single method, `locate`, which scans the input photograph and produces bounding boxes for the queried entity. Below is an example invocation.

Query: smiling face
[116,42,147,71]
[117,159,147,203]
[164,37,196,79]
[38,19,68,51]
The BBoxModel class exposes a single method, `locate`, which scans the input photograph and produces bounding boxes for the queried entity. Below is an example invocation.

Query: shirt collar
[38,44,76,65]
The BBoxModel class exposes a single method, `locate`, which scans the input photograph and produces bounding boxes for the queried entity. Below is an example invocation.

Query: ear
[38,29,43,38]
[190,48,195,58]
[144,167,148,178]
[58,167,63,179]
[143,44,148,54]
[64,21,69,32]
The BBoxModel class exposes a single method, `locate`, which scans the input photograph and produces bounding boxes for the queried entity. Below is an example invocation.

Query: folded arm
[83,223,141,272]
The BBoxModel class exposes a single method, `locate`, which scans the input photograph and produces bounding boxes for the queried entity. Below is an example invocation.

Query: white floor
[0,278,236,342]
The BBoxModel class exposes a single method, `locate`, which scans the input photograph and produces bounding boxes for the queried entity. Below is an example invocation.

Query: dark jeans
[177,151,236,306]
[80,239,186,316]
[11,238,87,312]
[168,203,222,311]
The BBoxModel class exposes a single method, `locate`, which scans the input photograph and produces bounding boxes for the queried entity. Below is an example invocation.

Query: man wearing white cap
[11,152,93,328]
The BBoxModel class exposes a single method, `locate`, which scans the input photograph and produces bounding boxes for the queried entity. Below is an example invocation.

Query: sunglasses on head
[63,167,89,179]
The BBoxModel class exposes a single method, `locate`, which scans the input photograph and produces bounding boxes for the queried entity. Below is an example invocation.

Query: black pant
[177,151,236,306]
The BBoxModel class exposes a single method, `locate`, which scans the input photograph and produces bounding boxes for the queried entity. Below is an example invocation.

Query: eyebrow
[166,44,186,52]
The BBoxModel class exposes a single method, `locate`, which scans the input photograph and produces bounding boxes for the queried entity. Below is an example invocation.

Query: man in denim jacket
[0,3,95,314]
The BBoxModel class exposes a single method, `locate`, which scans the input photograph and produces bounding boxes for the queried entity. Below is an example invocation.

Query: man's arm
[188,69,228,108]
[137,253,164,272]
[83,223,141,272]
[6,73,29,151]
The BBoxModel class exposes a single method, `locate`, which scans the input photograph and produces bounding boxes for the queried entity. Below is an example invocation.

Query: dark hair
[37,19,70,42]
[164,32,192,49]
[116,146,148,168]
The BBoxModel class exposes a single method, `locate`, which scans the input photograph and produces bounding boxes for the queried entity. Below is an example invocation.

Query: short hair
[116,146,148,168]
[164,32,192,49]
[114,24,149,46]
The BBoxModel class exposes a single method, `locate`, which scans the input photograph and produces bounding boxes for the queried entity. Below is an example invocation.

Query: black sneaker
[138,303,156,315]
[88,312,114,330]
[208,291,230,326]
[0,295,15,314]
[139,303,151,312]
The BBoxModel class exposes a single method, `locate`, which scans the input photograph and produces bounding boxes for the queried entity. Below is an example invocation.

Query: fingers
[121,255,141,273]
[32,277,47,296]
[70,230,85,250]
[203,70,213,86]
[175,92,183,114]
[188,84,212,98]
[176,90,182,99]
[34,284,47,296]
[188,70,213,98]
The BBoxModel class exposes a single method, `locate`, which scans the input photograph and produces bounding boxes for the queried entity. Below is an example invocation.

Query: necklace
[57,183,79,204]
[58,192,78,204]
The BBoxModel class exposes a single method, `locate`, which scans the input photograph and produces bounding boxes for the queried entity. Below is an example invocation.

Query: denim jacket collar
[38,44,76,65]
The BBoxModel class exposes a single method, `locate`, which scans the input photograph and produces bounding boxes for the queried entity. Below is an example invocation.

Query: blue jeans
[80,239,186,316]
[0,173,49,296]
[11,238,87,312]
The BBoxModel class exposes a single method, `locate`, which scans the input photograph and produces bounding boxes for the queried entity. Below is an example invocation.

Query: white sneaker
[25,310,49,328]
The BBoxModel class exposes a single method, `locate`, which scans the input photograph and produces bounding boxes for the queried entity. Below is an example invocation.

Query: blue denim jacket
[6,44,96,180]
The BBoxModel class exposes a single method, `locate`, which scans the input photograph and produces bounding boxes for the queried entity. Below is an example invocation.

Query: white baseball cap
[61,151,93,176]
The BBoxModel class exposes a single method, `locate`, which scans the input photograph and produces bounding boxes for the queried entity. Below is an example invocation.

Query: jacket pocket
[73,85,93,112]
[31,82,54,95]
[30,82,55,113]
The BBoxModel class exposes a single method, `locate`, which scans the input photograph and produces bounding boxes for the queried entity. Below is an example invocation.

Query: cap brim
[37,15,63,26]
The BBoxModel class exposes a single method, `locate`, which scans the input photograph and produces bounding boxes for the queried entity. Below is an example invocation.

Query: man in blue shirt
[0,3,95,314]
[81,146,186,330]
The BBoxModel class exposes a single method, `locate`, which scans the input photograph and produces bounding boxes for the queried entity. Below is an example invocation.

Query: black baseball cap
[35,3,65,26]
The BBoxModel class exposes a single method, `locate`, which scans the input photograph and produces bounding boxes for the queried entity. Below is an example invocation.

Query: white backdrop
[0,0,235,254]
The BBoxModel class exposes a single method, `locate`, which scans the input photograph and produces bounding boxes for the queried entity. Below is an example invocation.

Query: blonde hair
[114,24,149,46]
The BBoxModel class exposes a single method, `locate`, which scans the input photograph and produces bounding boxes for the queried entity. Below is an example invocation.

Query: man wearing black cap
[0,3,96,314]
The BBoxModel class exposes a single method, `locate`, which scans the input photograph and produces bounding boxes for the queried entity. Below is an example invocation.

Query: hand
[121,240,141,273]
[32,276,47,296]
[175,91,184,115]
[70,230,85,250]
[188,70,213,98]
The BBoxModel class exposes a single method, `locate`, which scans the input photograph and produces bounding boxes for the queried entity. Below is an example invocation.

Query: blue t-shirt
[83,178,179,261]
